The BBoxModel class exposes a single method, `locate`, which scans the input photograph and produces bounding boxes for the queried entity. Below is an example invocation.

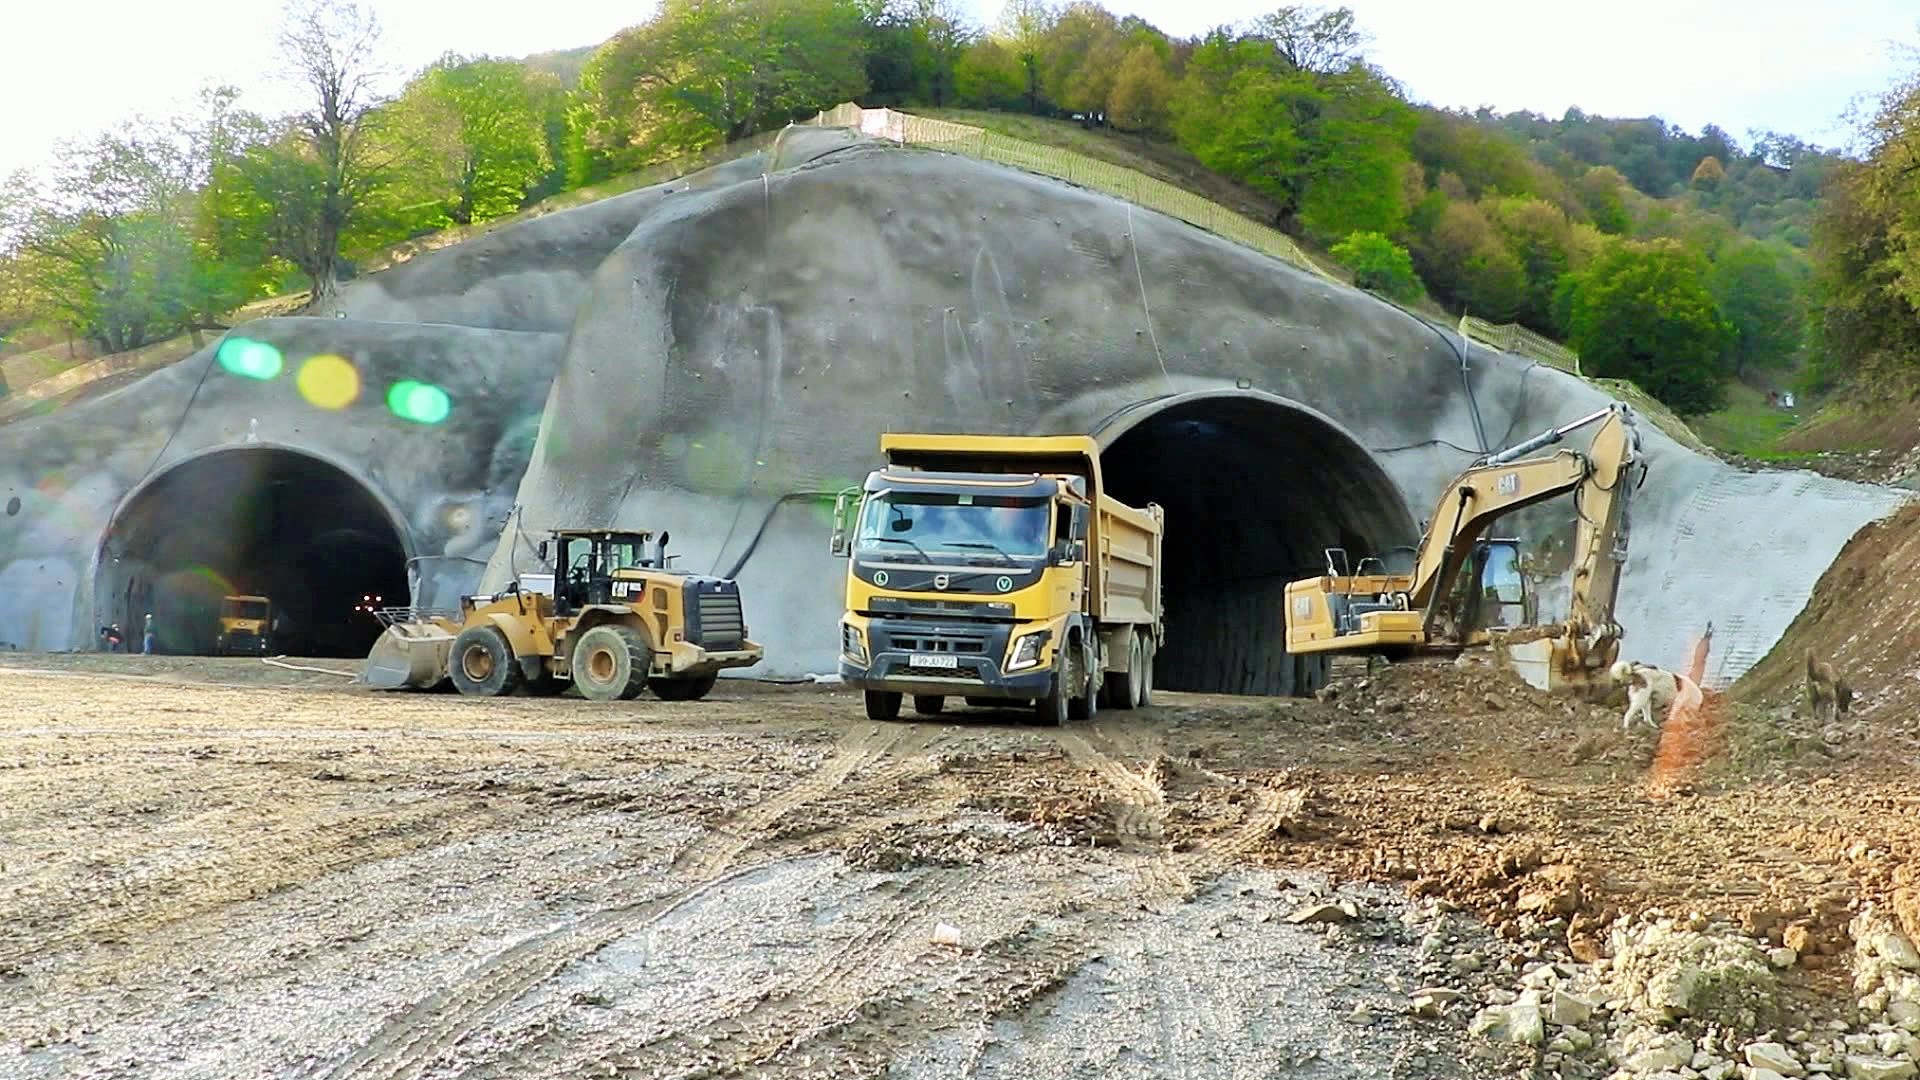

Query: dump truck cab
[215,595,272,656]
[832,434,1164,724]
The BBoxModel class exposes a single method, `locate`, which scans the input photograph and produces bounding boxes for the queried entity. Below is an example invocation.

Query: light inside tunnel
[297,354,361,410]
[1100,396,1415,697]
[96,449,409,657]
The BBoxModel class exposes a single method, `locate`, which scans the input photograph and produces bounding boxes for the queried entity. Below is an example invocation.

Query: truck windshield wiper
[866,535,932,562]
[945,541,1018,566]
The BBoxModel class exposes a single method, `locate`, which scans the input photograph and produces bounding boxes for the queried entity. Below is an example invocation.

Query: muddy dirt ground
[1,653,1915,1079]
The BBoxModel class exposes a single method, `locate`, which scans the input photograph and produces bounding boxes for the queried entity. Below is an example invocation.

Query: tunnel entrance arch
[95,447,413,657]
[1096,391,1417,697]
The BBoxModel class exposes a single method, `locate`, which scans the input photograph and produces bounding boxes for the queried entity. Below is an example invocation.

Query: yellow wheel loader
[1284,403,1645,696]
[366,530,762,701]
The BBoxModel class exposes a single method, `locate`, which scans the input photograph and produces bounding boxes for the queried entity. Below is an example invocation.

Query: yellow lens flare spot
[297,354,360,410]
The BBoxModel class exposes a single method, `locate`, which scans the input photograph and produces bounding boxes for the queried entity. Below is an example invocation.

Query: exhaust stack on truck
[830,434,1164,725]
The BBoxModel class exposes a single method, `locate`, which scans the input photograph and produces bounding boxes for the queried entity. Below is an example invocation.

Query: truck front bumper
[839,618,1053,700]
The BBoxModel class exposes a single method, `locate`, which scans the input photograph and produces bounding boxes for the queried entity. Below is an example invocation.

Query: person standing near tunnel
[142,612,155,655]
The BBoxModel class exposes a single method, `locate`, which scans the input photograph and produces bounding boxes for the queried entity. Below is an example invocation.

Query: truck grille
[695,592,745,649]
[885,634,987,654]
[896,661,984,679]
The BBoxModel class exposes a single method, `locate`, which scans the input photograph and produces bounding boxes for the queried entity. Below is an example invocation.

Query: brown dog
[1806,649,1854,723]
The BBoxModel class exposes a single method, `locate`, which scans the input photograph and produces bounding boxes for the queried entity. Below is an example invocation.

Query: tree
[387,55,555,226]
[264,0,393,306]
[573,0,870,169]
[1038,2,1126,116]
[1330,230,1418,301]
[954,38,1026,109]
[1419,200,1526,321]
[1483,194,1573,331]
[1708,241,1805,375]
[1563,240,1732,414]
[1107,44,1174,133]
[1250,5,1366,73]
[1690,154,1726,189]
[992,0,1057,113]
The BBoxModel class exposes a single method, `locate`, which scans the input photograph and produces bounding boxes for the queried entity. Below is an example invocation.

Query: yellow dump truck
[830,434,1164,724]
[215,595,272,656]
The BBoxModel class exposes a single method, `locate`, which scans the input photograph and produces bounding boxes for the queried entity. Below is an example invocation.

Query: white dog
[1610,659,1698,731]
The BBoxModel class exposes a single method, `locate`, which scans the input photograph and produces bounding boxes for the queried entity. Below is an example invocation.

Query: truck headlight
[842,622,868,666]
[1007,630,1049,672]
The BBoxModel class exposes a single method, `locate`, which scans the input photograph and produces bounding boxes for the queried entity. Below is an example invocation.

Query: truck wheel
[1067,648,1098,721]
[451,625,523,697]
[571,625,649,701]
[1138,636,1155,707]
[1035,675,1070,727]
[865,690,903,720]
[650,673,718,701]
[912,695,945,716]
[1105,636,1140,712]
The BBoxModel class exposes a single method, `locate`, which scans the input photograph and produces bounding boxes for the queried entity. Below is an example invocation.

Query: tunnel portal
[1100,394,1416,697]
[97,449,410,657]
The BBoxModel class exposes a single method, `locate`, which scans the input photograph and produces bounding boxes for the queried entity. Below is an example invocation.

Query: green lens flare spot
[387,380,452,424]
[216,337,284,380]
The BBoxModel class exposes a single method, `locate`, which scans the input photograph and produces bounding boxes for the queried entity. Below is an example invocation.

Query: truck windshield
[225,601,268,620]
[856,494,1051,559]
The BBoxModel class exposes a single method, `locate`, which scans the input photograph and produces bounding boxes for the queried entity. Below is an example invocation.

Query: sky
[3,0,1914,181]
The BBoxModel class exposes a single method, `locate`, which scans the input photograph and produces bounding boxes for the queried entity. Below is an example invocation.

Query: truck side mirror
[828,488,860,557]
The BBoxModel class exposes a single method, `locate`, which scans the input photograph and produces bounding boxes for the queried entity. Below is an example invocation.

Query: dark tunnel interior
[98,449,410,657]
[1101,396,1416,697]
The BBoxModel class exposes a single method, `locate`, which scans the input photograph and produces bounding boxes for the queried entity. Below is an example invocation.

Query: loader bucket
[362,621,455,691]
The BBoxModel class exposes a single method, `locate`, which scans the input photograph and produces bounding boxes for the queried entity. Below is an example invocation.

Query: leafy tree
[1708,241,1805,375]
[954,38,1027,109]
[574,0,870,171]
[1483,195,1572,331]
[239,0,395,307]
[1563,240,1732,414]
[1249,5,1366,73]
[992,0,1057,114]
[1573,166,1632,235]
[1690,154,1725,188]
[1330,230,1418,301]
[1422,200,1526,320]
[1107,44,1174,133]
[1038,2,1126,116]
[387,55,556,226]
[872,0,974,106]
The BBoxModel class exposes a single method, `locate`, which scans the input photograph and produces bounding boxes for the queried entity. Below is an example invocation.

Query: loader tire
[571,625,650,702]
[650,673,717,701]
[450,626,522,698]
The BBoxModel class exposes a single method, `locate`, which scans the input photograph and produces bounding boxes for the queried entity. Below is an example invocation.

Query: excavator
[1283,402,1645,696]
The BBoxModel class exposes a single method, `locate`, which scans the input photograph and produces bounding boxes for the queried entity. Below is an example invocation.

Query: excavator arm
[1284,403,1642,684]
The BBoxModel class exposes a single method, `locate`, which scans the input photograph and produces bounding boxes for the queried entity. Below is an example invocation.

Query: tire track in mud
[0,796,515,975]
[323,723,939,1080]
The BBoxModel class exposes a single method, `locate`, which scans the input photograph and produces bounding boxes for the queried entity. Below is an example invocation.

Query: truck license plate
[913,653,958,669]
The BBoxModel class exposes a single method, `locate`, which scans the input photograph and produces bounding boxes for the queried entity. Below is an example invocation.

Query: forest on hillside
[0,0,1908,417]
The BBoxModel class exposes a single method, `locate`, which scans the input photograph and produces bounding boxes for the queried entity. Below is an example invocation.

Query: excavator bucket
[361,613,458,691]
[1491,629,1619,700]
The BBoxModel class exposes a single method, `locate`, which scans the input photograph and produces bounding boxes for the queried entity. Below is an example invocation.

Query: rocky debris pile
[1439,909,1920,1080]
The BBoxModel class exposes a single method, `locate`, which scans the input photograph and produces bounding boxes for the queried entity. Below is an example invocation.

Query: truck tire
[865,690,903,720]
[1138,634,1155,707]
[1035,675,1070,726]
[650,673,718,701]
[571,625,649,701]
[1067,644,1098,721]
[912,695,945,716]
[1105,635,1141,712]
[451,625,523,697]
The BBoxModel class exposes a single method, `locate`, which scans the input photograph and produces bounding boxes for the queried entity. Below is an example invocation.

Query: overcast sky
[4,0,1913,181]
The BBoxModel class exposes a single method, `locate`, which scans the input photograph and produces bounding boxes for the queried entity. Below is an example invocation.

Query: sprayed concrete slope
[0,125,1903,684]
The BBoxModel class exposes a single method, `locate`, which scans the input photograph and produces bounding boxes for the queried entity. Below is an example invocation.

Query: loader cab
[540,530,672,614]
